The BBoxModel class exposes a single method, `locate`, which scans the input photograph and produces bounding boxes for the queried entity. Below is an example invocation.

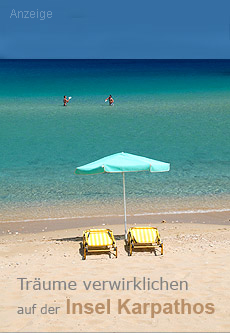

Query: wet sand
[1,211,229,236]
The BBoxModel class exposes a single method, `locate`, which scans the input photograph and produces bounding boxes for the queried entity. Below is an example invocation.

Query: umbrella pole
[123,172,127,240]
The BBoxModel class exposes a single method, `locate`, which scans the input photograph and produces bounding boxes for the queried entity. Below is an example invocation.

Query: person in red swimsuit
[63,96,70,106]
[105,95,114,106]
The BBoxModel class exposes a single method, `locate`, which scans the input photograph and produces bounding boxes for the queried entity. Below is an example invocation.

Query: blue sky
[1,0,230,58]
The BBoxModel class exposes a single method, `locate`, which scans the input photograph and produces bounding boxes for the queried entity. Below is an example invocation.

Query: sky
[0,0,230,58]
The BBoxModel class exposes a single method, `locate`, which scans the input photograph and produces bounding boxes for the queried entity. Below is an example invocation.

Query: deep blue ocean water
[0,60,229,222]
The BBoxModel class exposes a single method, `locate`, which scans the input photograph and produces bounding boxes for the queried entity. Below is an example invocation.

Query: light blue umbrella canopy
[75,152,170,175]
[75,152,170,238]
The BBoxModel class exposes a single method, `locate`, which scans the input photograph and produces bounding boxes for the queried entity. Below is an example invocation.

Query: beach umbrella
[75,152,170,240]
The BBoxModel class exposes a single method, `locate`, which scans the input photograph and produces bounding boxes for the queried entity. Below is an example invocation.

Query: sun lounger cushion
[132,228,158,244]
[87,230,114,246]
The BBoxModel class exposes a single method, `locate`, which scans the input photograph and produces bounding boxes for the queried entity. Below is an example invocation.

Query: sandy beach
[0,211,230,332]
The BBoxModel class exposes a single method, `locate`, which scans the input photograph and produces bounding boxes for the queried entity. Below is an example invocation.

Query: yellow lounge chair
[82,229,117,260]
[127,227,163,256]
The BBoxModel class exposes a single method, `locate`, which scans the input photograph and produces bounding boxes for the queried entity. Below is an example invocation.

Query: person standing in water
[105,95,114,106]
[63,96,70,106]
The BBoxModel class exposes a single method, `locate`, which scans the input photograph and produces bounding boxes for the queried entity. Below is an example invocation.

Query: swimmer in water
[63,96,70,106]
[105,95,114,106]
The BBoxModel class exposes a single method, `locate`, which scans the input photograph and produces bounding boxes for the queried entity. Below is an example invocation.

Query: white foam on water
[1,208,230,223]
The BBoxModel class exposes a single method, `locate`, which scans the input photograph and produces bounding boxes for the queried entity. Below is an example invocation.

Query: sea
[0,59,230,223]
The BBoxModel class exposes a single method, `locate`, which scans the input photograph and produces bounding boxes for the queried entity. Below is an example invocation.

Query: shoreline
[0,210,229,235]
[1,195,229,226]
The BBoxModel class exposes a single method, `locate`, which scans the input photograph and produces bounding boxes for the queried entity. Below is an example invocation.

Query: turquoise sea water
[0,60,230,222]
